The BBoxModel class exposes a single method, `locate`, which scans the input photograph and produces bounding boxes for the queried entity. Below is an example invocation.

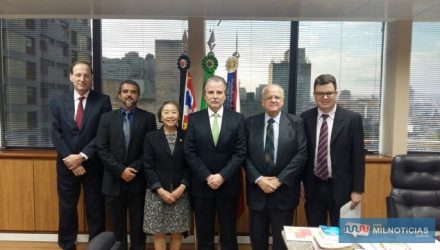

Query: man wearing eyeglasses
[244,84,307,250]
[300,74,365,226]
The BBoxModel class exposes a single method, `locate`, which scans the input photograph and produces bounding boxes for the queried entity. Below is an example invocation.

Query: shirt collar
[208,106,224,117]
[74,90,90,100]
[120,107,137,115]
[318,104,337,120]
[265,111,281,124]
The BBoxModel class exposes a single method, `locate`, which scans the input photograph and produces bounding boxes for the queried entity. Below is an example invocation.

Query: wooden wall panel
[362,162,392,218]
[33,159,85,232]
[0,159,35,230]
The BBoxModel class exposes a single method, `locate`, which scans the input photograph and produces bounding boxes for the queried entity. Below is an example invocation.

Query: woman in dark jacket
[143,100,191,250]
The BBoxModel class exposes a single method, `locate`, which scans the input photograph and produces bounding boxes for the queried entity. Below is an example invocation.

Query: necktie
[211,113,219,145]
[76,96,85,128]
[264,118,275,167]
[123,111,131,149]
[316,114,329,180]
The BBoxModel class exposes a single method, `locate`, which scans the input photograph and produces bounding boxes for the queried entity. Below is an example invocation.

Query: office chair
[386,154,440,230]
[86,231,122,250]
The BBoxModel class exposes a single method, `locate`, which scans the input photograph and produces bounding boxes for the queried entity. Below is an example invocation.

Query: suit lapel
[331,107,344,144]
[253,114,266,163]
[158,127,173,156]
[276,113,290,167]
[216,110,228,147]
[310,108,318,153]
[65,92,76,128]
[81,90,96,130]
[202,110,216,146]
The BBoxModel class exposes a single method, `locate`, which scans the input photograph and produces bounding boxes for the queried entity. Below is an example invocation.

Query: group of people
[50,61,365,250]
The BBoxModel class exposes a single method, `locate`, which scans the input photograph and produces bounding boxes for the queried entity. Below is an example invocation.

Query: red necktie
[315,114,329,180]
[76,96,85,128]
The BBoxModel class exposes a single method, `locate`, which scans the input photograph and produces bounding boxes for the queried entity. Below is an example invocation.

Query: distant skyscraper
[268,48,311,114]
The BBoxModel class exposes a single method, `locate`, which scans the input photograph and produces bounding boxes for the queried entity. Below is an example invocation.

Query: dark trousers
[106,188,146,250]
[57,172,105,250]
[192,196,238,250]
[249,203,294,250]
[305,177,339,226]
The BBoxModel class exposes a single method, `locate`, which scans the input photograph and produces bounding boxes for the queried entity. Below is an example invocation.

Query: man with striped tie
[301,74,365,227]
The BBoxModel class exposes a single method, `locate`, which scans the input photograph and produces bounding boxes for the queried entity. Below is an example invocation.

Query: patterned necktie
[123,111,131,149]
[211,113,219,145]
[75,96,85,128]
[264,118,275,166]
[316,114,329,180]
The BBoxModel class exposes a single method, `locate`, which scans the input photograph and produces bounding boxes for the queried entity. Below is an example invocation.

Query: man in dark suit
[184,75,246,250]
[96,80,156,250]
[50,61,112,250]
[301,74,365,226]
[244,84,307,250]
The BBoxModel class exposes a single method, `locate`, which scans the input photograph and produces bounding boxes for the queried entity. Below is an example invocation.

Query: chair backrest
[86,231,122,250]
[387,154,440,230]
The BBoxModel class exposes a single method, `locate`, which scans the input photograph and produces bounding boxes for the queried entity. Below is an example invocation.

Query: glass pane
[0,19,91,147]
[204,20,291,118]
[298,22,383,152]
[408,22,440,152]
[101,19,188,122]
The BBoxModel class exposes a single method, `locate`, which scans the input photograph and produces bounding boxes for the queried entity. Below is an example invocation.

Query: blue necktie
[123,111,131,149]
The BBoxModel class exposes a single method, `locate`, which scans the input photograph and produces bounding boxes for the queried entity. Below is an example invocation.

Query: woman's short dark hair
[157,100,180,122]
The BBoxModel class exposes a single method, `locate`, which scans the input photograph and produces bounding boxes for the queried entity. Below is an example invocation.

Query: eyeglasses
[314,92,337,98]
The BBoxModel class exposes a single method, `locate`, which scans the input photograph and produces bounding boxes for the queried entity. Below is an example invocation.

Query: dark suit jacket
[143,127,190,192]
[50,90,112,175]
[96,108,156,196]
[184,109,247,199]
[301,106,365,207]
[244,112,307,211]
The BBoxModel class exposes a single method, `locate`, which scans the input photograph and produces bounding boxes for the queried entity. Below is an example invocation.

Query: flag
[178,54,196,129]
[226,56,245,220]
[182,71,196,130]
[200,51,218,110]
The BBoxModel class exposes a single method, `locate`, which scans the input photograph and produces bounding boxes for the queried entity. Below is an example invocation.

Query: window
[101,19,188,118]
[71,30,78,46]
[25,37,35,55]
[204,20,291,118]
[408,22,440,152]
[0,19,91,147]
[297,22,383,152]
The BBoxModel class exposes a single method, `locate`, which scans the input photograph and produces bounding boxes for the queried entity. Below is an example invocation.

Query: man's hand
[350,192,363,209]
[63,154,83,170]
[171,184,186,200]
[157,188,176,204]
[120,167,137,182]
[72,166,86,176]
[206,174,225,190]
[257,176,277,193]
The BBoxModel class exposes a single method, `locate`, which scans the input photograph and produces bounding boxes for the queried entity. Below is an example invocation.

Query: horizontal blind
[408,22,440,152]
[0,19,91,148]
[204,20,291,118]
[101,19,188,119]
[297,22,383,152]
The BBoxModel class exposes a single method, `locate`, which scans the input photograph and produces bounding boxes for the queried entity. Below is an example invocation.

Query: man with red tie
[301,74,365,227]
[50,61,112,250]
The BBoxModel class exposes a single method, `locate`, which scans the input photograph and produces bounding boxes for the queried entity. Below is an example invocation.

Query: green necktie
[211,113,219,145]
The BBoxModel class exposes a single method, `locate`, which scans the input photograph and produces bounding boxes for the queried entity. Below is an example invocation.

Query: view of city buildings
[1,19,91,146]
[1,19,438,152]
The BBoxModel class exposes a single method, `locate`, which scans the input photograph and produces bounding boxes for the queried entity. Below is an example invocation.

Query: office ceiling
[0,0,440,21]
